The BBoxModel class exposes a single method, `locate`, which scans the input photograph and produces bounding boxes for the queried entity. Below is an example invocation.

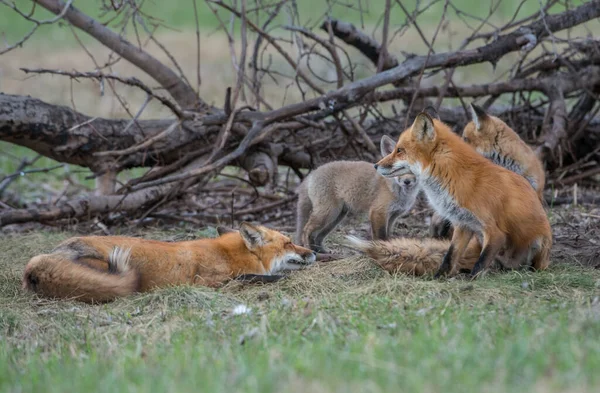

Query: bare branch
[33,0,205,110]
[0,0,73,55]
[20,68,188,119]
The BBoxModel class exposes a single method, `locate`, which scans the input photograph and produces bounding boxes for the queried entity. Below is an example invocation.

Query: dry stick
[432,1,499,111]
[283,25,379,155]
[323,23,345,88]
[34,0,203,110]
[204,0,249,169]
[321,18,399,71]
[376,0,391,73]
[121,94,152,135]
[66,24,142,135]
[218,4,377,155]
[192,0,202,91]
[404,0,450,129]
[211,0,322,92]
[538,86,568,163]
[94,122,181,157]
[128,121,266,192]
[553,167,600,186]
[374,66,600,101]
[0,0,73,55]
[0,155,42,196]
[20,68,187,119]
[250,1,285,109]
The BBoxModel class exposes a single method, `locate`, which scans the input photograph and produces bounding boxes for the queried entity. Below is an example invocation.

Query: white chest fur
[420,174,482,233]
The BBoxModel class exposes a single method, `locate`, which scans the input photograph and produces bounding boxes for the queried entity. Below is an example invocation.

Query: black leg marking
[377,225,388,241]
[235,274,287,284]
[434,244,454,279]
[470,246,490,278]
[439,219,452,238]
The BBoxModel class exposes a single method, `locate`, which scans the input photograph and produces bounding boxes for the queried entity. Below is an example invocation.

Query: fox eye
[396,148,404,154]
[463,137,470,143]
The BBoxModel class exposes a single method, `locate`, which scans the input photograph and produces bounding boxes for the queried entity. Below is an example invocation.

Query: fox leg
[435,226,474,278]
[470,228,506,278]
[295,187,313,244]
[370,208,389,240]
[314,206,349,249]
[302,204,345,253]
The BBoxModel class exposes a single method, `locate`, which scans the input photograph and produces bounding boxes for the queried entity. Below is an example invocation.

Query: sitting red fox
[22,223,316,303]
[430,103,546,239]
[296,139,419,252]
[373,112,552,278]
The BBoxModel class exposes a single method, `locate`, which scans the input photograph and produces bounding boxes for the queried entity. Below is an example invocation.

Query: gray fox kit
[295,136,419,253]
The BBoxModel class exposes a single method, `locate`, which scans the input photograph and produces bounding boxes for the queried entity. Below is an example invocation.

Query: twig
[20,68,187,119]
[94,122,181,157]
[0,0,73,55]
[33,0,204,110]
[404,0,450,129]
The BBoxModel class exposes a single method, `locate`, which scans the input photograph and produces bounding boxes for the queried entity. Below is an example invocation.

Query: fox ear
[422,105,440,120]
[216,225,236,236]
[412,112,435,141]
[469,103,488,131]
[380,135,396,157]
[239,222,265,249]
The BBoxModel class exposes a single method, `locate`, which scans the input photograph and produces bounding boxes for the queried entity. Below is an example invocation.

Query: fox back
[303,161,417,214]
[463,104,545,200]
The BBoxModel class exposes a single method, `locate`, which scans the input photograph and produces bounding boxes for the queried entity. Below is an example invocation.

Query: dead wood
[1,0,600,227]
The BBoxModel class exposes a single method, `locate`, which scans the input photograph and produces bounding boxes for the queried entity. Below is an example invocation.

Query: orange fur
[22,223,316,303]
[375,112,552,277]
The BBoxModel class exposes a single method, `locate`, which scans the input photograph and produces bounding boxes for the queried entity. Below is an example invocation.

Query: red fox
[430,103,546,240]
[345,236,481,276]
[296,142,419,252]
[374,112,552,277]
[22,223,316,303]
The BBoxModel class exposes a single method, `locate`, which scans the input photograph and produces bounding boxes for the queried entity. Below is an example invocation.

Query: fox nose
[404,179,412,185]
[374,164,379,170]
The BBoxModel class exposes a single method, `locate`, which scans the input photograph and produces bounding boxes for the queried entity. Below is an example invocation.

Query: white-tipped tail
[344,235,372,252]
[108,247,132,274]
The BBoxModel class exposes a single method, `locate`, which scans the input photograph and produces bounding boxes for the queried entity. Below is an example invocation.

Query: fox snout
[296,247,317,264]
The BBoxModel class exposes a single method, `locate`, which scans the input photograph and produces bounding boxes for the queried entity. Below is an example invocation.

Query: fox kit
[296,140,419,252]
[346,236,481,276]
[430,103,547,240]
[23,223,316,303]
[375,112,552,278]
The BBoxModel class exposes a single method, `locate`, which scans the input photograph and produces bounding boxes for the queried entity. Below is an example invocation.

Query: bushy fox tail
[344,236,481,276]
[22,247,139,303]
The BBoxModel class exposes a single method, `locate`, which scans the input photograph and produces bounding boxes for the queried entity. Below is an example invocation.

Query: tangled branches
[1,0,599,228]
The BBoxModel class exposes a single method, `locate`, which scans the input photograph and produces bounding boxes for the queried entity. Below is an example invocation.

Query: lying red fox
[23,223,316,303]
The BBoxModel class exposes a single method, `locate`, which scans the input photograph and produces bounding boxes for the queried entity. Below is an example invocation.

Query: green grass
[1,231,600,392]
